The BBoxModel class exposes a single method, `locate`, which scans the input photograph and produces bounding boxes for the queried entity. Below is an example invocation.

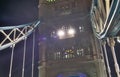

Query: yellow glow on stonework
[46,0,56,2]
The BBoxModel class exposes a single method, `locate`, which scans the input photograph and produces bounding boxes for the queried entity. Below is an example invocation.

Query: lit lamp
[68,28,75,35]
[67,28,76,38]
[56,27,76,39]
[57,29,65,39]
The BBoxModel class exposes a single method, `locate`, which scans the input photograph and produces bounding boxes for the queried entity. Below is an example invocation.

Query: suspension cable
[32,30,35,77]
[103,40,111,77]
[9,44,15,77]
[9,28,16,77]
[22,28,27,77]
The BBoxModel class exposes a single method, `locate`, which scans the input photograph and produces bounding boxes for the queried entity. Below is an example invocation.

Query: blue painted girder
[93,0,120,39]
[101,0,120,37]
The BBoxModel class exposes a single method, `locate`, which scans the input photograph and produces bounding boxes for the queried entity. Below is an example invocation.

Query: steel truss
[0,21,40,50]
[91,0,120,77]
[91,0,120,39]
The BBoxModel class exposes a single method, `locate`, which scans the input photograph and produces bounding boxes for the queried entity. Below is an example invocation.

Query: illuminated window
[64,49,74,58]
[79,26,84,32]
[77,48,84,56]
[54,51,61,59]
[46,0,56,2]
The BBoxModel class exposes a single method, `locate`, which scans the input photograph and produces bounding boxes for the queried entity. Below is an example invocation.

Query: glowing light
[57,29,65,37]
[117,37,120,43]
[47,0,56,2]
[68,28,75,35]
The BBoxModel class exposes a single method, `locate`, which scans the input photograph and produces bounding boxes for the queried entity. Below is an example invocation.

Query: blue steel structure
[91,0,120,39]
[0,21,40,50]
[91,0,120,77]
[0,20,40,77]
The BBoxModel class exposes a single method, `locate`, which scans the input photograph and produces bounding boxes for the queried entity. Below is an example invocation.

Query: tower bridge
[0,0,120,77]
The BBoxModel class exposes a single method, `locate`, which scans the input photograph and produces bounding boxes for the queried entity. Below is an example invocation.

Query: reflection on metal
[117,36,120,43]
[0,21,40,50]
[105,0,110,16]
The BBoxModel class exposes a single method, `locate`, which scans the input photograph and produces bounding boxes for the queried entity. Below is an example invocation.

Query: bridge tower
[38,0,107,77]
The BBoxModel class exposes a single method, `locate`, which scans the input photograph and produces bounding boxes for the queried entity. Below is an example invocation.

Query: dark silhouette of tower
[38,0,107,77]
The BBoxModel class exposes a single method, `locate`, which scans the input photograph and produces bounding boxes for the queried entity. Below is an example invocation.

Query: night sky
[0,0,38,26]
[0,0,39,77]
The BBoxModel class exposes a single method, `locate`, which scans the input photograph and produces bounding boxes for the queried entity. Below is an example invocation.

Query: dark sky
[0,0,39,77]
[0,0,39,26]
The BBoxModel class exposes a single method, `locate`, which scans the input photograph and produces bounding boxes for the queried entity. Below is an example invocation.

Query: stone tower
[38,0,107,77]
